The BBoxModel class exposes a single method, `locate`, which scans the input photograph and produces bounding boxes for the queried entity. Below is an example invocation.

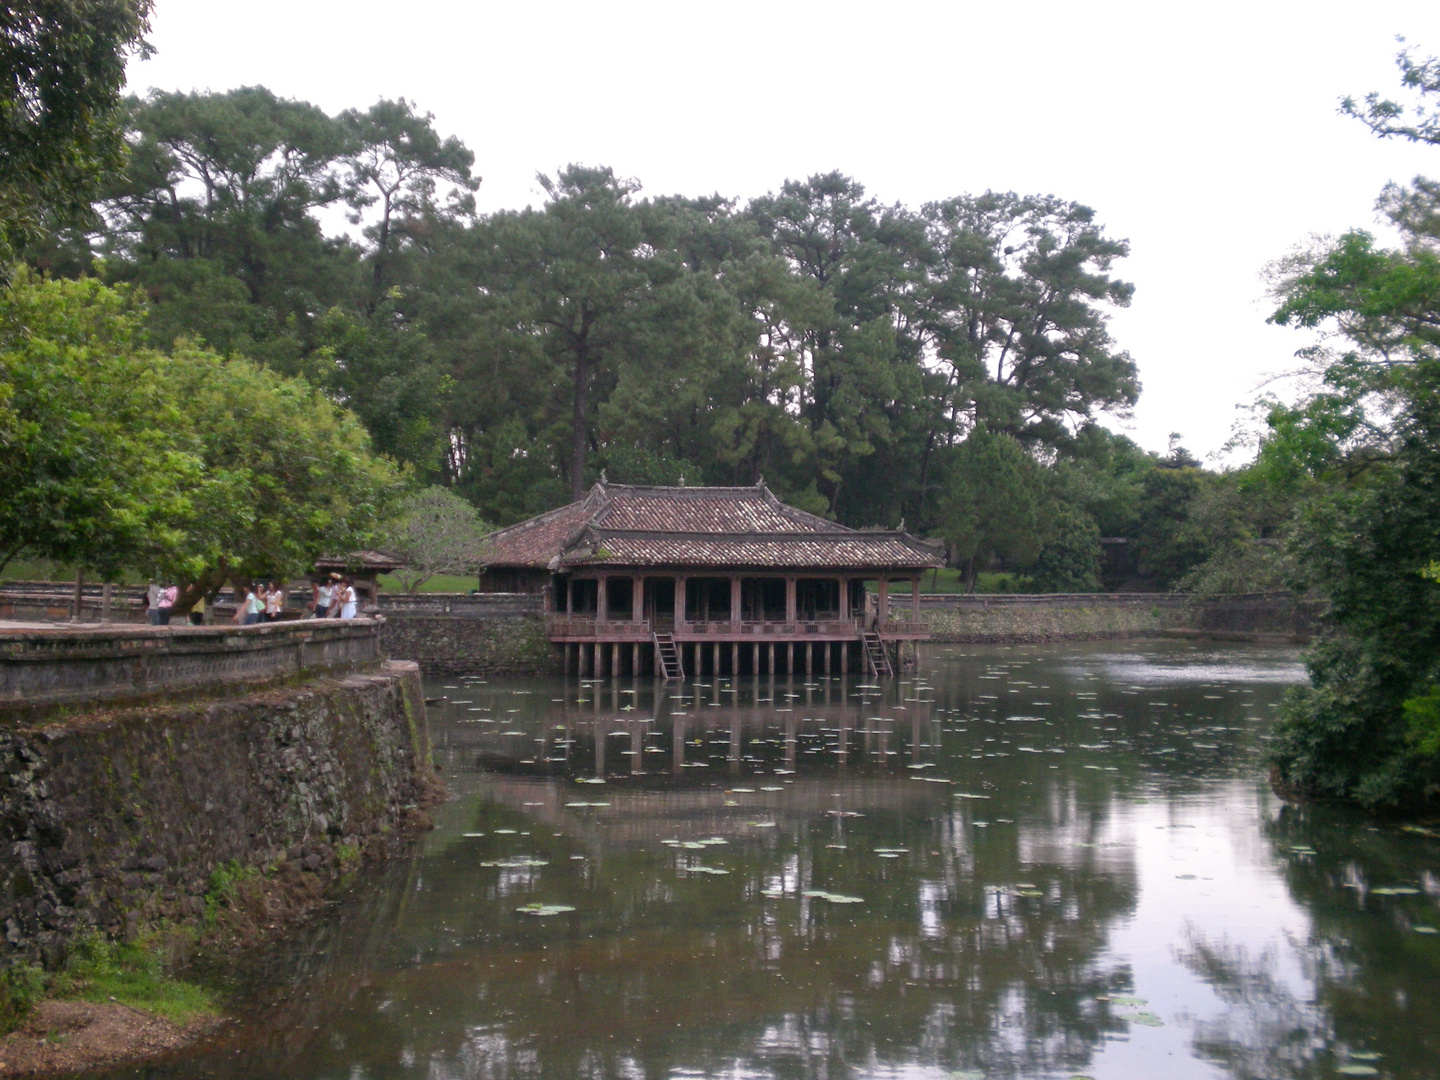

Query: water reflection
[99,641,1440,1080]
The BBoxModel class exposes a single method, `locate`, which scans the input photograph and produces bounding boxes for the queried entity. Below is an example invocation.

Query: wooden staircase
[653,632,684,680]
[861,631,893,678]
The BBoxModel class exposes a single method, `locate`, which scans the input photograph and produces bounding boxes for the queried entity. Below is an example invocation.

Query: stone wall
[915,592,1315,643]
[0,661,432,964]
[0,620,383,714]
[380,607,558,677]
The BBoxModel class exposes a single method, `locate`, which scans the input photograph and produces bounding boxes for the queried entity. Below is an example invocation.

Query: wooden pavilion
[477,480,944,678]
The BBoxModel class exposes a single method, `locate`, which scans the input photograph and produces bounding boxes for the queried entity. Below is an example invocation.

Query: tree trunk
[571,347,589,502]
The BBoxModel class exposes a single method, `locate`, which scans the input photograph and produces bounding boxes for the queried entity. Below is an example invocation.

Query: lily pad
[1107,996,1147,1006]
[748,821,778,828]
[686,865,730,875]
[1336,1067,1380,1077]
[803,890,864,904]
[516,903,575,916]
[1371,886,1421,895]
[1128,1012,1164,1027]
[481,857,549,868]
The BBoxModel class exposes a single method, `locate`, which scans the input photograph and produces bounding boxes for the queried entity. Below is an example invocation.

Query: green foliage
[0,961,46,1032]
[0,0,151,270]
[384,486,489,593]
[0,272,194,576]
[1023,503,1102,593]
[1264,54,1440,811]
[52,933,216,1024]
[203,861,259,926]
[937,426,1046,588]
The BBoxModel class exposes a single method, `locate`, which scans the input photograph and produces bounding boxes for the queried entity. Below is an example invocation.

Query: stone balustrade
[0,618,383,712]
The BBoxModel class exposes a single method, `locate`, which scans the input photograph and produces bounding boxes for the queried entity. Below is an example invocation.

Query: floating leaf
[1108,996,1147,1007]
[1348,1052,1382,1062]
[803,890,864,904]
[481,857,548,868]
[1414,925,1439,934]
[516,903,575,916]
[1371,887,1421,895]
[1128,1012,1164,1027]
[1336,1067,1380,1077]
[748,821,777,828]
[686,865,730,875]
[565,801,610,808]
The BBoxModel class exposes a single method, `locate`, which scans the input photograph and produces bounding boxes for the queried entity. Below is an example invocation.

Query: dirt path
[0,1001,221,1077]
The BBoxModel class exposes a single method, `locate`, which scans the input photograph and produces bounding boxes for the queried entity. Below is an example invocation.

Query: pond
[109,640,1440,1080]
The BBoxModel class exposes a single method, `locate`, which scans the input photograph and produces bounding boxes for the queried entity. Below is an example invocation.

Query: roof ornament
[599,469,608,485]
[898,517,905,532]
[678,472,685,487]
[755,474,765,487]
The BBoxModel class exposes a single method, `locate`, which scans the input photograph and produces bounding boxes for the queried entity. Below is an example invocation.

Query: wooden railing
[546,616,876,639]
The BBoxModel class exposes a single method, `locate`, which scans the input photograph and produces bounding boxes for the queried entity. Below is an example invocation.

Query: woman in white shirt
[264,581,285,621]
[337,577,359,619]
[313,580,333,618]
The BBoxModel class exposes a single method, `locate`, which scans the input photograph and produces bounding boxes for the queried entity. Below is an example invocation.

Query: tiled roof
[479,481,943,573]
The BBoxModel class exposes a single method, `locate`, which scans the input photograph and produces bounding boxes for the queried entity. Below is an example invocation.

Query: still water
[111,641,1440,1080]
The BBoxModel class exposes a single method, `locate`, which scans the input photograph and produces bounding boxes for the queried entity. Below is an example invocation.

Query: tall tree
[340,97,479,299]
[0,0,151,270]
[921,191,1139,451]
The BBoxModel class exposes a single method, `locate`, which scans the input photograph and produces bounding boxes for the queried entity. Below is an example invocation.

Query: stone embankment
[377,593,556,676]
[915,592,1318,644]
[0,658,433,965]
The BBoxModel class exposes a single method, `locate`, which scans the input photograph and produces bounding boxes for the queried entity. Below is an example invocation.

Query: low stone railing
[0,618,383,712]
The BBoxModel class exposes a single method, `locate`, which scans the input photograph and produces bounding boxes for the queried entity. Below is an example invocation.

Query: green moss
[203,861,260,926]
[0,961,47,1033]
[51,935,217,1025]
[335,843,360,865]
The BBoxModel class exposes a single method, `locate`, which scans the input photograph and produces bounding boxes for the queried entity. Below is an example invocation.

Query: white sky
[127,0,1440,462]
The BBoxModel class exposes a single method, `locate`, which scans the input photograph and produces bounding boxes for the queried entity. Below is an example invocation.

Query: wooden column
[676,576,687,629]
[785,576,797,624]
[566,577,574,615]
[786,642,794,674]
[841,641,849,674]
[564,641,571,675]
[633,576,644,623]
[597,575,609,623]
[805,642,813,676]
[768,641,775,676]
[838,577,849,622]
[712,641,721,677]
[752,642,759,677]
[823,641,831,676]
[632,641,641,675]
[731,641,739,677]
[912,576,920,622]
[731,576,742,625]
[612,642,621,678]
[877,576,889,626]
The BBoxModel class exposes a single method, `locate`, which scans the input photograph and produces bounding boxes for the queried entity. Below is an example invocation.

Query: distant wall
[0,620,383,714]
[915,592,1316,644]
[0,661,433,964]
[377,593,558,677]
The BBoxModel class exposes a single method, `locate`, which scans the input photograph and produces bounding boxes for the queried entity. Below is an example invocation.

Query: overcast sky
[127,0,1440,462]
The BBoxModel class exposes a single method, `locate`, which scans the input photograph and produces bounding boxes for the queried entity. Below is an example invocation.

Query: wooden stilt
[712,641,720,678]
[564,641,572,675]
[841,641,849,674]
[632,642,641,677]
[805,642,813,676]
[768,641,775,675]
[731,641,739,677]
[786,642,794,675]
[752,642,759,677]
[611,642,620,678]
[823,641,831,676]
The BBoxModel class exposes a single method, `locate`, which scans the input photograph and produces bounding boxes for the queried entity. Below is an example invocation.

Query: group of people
[144,582,177,625]
[233,575,358,625]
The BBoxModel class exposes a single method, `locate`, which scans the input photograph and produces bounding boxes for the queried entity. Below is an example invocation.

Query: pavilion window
[741,578,785,622]
[795,578,840,621]
[684,577,732,622]
[606,577,633,621]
